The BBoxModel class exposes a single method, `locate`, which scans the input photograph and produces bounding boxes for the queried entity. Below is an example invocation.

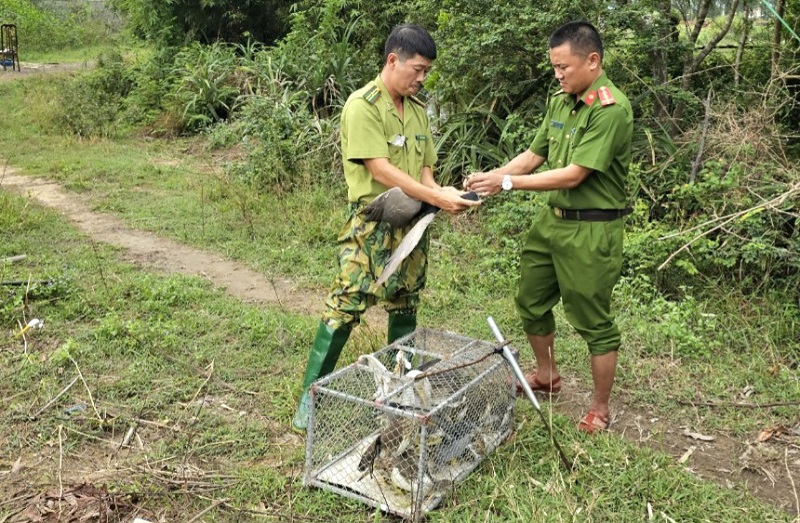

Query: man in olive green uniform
[466,21,633,433]
[292,24,480,432]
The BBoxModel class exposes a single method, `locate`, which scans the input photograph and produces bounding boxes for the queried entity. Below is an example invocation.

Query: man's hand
[464,171,503,197]
[435,186,482,214]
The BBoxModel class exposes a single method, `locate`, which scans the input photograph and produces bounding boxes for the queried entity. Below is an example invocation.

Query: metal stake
[488,317,573,471]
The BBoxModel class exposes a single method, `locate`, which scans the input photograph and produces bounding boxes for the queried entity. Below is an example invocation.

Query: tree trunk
[652,0,674,125]
[734,4,752,89]
[771,0,785,77]
[671,0,741,134]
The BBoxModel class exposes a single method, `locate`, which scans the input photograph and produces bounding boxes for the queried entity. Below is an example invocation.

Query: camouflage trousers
[322,203,429,329]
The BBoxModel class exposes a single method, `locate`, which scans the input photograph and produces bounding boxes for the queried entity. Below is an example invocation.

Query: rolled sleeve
[529,112,551,158]
[422,131,437,167]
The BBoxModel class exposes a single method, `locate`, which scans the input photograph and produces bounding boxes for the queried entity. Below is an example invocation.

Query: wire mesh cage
[304,328,516,521]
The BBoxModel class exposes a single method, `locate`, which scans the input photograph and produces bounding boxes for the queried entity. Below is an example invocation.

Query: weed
[172,42,241,132]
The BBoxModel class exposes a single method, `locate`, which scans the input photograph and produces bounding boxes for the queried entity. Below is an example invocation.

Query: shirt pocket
[569,123,588,154]
[386,134,405,168]
[546,132,563,164]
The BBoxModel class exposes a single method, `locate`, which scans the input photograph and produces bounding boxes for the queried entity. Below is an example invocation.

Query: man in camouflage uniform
[292,24,480,431]
[466,21,633,433]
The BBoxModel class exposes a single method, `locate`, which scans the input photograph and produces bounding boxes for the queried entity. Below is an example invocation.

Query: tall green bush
[1,0,66,51]
[109,0,293,46]
[57,49,133,137]
[220,51,341,191]
[171,42,241,132]
[0,0,116,52]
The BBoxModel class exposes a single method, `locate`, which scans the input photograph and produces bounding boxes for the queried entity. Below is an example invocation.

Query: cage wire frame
[303,328,516,521]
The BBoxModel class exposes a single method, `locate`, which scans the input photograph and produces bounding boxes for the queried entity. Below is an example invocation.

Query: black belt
[552,207,631,221]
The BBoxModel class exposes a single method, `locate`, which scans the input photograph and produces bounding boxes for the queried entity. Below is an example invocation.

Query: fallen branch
[679,399,800,409]
[102,409,184,433]
[658,183,800,271]
[1,254,26,264]
[2,280,54,287]
[58,424,65,504]
[186,498,228,523]
[63,425,119,446]
[0,492,35,508]
[69,354,103,422]
[31,376,79,419]
[787,448,800,517]
[167,353,257,396]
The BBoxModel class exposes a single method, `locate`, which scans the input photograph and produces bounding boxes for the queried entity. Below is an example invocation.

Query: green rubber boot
[292,321,352,432]
[388,312,417,344]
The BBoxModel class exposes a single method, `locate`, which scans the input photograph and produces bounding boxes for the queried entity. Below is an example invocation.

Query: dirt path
[1,170,325,316]
[0,61,94,82]
[3,168,798,516]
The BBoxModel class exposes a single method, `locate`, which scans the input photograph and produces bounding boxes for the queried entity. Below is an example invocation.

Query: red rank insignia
[597,86,616,106]
[584,90,597,106]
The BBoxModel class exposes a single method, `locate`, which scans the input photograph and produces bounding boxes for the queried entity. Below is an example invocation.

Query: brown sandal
[515,374,562,397]
[577,410,610,434]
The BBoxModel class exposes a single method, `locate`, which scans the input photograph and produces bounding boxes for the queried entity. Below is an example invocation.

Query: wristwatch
[501,174,513,191]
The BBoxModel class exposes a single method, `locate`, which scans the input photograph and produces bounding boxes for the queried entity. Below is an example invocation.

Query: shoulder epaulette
[409,95,426,107]
[363,85,381,105]
[597,86,616,106]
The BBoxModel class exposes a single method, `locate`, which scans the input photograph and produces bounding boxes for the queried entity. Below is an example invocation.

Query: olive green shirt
[530,72,633,210]
[341,76,438,204]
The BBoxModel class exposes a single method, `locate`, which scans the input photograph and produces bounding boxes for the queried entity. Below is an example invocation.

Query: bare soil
[0,62,94,82]
[2,168,798,519]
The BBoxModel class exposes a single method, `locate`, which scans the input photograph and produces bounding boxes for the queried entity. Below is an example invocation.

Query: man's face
[549,43,598,96]
[387,53,432,97]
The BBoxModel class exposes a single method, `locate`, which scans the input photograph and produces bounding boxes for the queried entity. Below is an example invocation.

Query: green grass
[1,188,792,522]
[1,65,798,522]
[22,44,112,64]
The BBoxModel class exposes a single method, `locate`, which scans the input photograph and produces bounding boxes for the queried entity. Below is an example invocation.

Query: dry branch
[679,399,800,409]
[69,354,102,422]
[1,254,26,264]
[31,376,79,419]
[787,448,800,517]
[690,88,714,183]
[185,498,228,523]
[658,183,800,271]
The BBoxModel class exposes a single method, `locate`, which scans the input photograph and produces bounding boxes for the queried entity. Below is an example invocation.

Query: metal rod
[487,317,573,471]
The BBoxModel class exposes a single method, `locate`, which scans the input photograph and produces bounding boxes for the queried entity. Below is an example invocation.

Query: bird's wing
[375,212,436,286]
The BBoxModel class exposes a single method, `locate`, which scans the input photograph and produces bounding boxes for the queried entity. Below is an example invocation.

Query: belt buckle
[553,207,563,219]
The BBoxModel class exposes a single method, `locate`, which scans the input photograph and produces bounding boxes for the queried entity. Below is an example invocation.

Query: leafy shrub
[278,2,369,117]
[171,42,241,132]
[434,102,543,187]
[0,0,67,51]
[110,0,292,47]
[425,0,596,109]
[119,46,180,129]
[223,54,340,191]
[0,0,117,53]
[56,50,133,137]
[638,99,800,293]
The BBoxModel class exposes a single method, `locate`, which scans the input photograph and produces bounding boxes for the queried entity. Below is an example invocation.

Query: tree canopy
[109,0,294,45]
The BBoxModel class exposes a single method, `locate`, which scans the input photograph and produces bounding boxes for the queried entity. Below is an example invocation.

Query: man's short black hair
[384,24,437,62]
[549,21,603,60]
